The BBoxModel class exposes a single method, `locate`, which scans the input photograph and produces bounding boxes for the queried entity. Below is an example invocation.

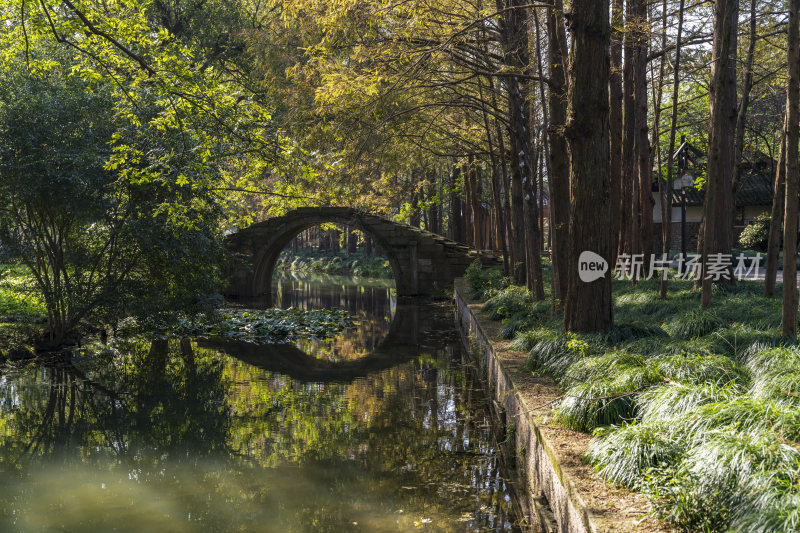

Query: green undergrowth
[0,263,47,349]
[276,249,392,278]
[118,307,354,345]
[467,259,800,532]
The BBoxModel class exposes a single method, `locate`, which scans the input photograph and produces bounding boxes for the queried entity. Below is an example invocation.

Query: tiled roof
[669,165,775,207]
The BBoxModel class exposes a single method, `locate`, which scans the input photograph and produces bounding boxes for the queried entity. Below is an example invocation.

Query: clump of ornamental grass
[682,397,800,444]
[615,290,689,323]
[509,328,548,352]
[524,333,589,376]
[715,293,782,329]
[751,370,800,407]
[745,345,800,409]
[742,345,800,376]
[622,335,715,358]
[595,322,667,344]
[709,323,784,359]
[555,352,663,431]
[652,352,740,383]
[482,288,552,339]
[666,309,723,339]
[587,422,683,489]
[733,471,800,533]
[556,351,742,432]
[646,429,800,533]
[637,382,744,423]
[499,318,528,339]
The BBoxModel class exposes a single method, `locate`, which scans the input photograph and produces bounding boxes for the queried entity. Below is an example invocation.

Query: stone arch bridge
[223,207,501,303]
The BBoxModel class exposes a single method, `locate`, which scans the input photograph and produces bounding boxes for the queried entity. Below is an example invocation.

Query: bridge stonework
[223,207,501,302]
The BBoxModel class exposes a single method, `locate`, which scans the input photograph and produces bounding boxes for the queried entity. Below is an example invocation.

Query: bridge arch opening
[248,218,403,304]
[273,224,396,283]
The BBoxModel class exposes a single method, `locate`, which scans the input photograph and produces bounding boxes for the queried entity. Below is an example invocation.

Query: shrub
[464,259,508,299]
[738,213,771,252]
[482,286,532,320]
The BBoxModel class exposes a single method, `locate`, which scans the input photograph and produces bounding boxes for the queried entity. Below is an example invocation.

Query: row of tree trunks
[496,0,543,296]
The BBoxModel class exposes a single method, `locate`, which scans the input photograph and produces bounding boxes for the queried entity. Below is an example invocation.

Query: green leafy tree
[0,56,224,346]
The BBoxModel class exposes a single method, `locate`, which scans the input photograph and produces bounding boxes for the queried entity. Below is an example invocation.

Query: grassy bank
[466,261,800,532]
[276,249,392,278]
[0,264,46,351]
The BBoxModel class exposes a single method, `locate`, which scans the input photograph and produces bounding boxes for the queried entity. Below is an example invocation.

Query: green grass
[0,263,46,349]
[469,262,800,532]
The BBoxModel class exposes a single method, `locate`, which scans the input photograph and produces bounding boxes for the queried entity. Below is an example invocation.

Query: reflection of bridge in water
[200,303,457,383]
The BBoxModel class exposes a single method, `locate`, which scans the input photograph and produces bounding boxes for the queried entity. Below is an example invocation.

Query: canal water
[0,273,523,532]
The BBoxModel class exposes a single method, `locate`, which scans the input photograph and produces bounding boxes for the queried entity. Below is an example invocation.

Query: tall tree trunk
[468,155,483,249]
[533,10,558,304]
[524,147,545,299]
[701,0,738,308]
[347,228,357,254]
[330,228,340,254]
[479,77,509,263]
[622,0,639,262]
[546,0,569,304]
[653,0,669,298]
[783,0,800,336]
[733,0,759,238]
[486,74,515,275]
[766,127,787,298]
[463,162,474,246]
[665,0,685,290]
[449,164,465,243]
[508,129,527,280]
[564,0,613,332]
[497,0,541,285]
[426,177,440,234]
[409,190,421,228]
[634,0,653,267]
[610,0,624,257]
[538,147,546,249]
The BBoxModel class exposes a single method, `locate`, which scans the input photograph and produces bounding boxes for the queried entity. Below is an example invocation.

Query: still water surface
[0,274,522,532]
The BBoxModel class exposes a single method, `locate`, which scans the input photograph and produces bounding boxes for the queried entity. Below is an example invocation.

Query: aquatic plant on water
[119,307,354,345]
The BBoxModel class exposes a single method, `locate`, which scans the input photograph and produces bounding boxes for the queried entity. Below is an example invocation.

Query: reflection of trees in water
[0,332,519,531]
[296,310,391,361]
[274,275,396,361]
[225,344,518,531]
[0,340,231,467]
